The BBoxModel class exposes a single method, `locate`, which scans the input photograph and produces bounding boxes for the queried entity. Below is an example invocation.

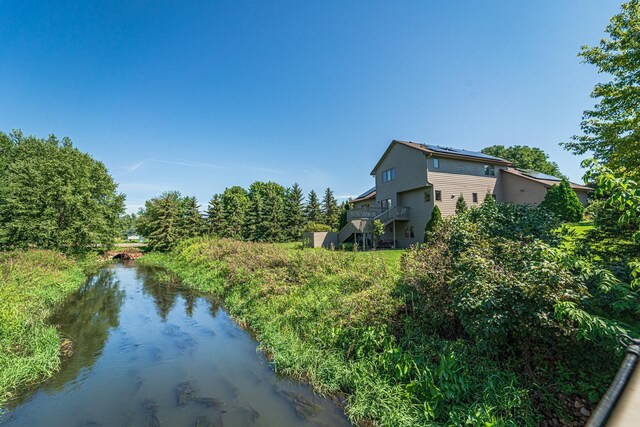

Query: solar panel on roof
[421,144,507,162]
[519,169,562,181]
[355,187,375,199]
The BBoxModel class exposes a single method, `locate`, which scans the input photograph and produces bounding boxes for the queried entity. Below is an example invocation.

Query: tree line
[136,183,350,250]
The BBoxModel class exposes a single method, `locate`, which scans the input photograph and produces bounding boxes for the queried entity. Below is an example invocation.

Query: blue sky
[0,1,622,213]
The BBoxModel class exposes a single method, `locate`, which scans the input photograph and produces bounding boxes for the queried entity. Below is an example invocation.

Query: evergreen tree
[455,194,468,214]
[540,179,585,222]
[285,183,306,240]
[305,190,323,224]
[180,196,204,238]
[424,205,443,243]
[247,181,287,242]
[138,191,181,251]
[337,201,351,231]
[220,186,249,239]
[322,188,339,230]
[206,193,225,236]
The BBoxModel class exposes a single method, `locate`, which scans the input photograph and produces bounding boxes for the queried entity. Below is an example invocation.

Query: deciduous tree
[482,145,565,178]
[0,130,125,252]
[563,1,640,180]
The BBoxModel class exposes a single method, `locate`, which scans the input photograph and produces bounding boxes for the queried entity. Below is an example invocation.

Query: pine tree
[337,201,351,231]
[206,193,225,236]
[180,196,204,238]
[455,194,468,214]
[221,186,249,239]
[305,190,322,224]
[424,205,442,243]
[285,183,306,240]
[540,179,585,222]
[247,181,287,242]
[143,192,181,251]
[321,188,339,230]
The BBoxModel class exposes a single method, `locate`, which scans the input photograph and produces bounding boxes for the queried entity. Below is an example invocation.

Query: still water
[1,263,350,426]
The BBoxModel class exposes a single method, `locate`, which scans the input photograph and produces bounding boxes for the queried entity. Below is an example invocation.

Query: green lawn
[273,241,405,270]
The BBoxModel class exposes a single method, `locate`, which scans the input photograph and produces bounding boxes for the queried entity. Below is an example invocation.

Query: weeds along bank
[0,250,89,407]
[139,236,537,426]
[141,202,639,427]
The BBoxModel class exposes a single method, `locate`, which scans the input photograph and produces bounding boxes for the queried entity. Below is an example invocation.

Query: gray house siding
[352,199,373,210]
[397,186,433,246]
[374,143,428,208]
[576,190,589,206]
[501,172,548,205]
[427,157,505,217]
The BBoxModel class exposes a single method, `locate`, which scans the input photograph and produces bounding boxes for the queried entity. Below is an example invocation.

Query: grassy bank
[0,250,89,407]
[139,237,541,426]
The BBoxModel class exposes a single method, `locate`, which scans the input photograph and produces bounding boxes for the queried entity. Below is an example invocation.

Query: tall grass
[139,237,536,426]
[0,250,87,407]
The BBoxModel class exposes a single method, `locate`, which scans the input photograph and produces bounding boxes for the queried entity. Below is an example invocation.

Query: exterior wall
[374,143,428,208]
[575,190,590,207]
[352,199,374,210]
[500,172,548,205]
[427,157,505,217]
[396,186,433,247]
[302,232,338,249]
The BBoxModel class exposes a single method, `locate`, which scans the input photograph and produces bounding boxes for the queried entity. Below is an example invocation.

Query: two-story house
[339,140,592,249]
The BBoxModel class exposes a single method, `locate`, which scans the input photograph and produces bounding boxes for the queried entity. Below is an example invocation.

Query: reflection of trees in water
[45,269,126,392]
[138,267,210,320]
[139,268,180,321]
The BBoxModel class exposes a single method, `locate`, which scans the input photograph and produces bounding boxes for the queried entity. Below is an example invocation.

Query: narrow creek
[1,262,351,426]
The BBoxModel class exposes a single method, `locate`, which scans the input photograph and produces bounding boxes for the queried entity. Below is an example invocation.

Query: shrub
[466,200,560,244]
[455,194,467,214]
[423,205,442,242]
[304,222,333,232]
[540,179,585,222]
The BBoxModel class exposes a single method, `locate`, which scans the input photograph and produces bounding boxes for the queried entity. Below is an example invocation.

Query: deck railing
[373,206,410,224]
[347,207,383,222]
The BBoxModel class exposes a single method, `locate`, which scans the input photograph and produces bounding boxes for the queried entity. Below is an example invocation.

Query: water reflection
[1,263,350,426]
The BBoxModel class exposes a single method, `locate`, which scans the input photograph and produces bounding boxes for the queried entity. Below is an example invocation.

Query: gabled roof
[371,140,512,174]
[502,168,593,191]
[351,187,376,203]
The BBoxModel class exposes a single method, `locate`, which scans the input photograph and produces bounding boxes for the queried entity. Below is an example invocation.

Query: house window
[435,190,442,201]
[381,198,392,210]
[484,164,495,176]
[472,192,478,203]
[433,158,440,169]
[382,167,396,183]
[424,191,431,202]
[404,226,415,238]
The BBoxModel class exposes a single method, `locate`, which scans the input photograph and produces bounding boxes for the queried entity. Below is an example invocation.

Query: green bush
[423,205,442,242]
[540,179,585,222]
[455,194,467,214]
[304,222,333,232]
